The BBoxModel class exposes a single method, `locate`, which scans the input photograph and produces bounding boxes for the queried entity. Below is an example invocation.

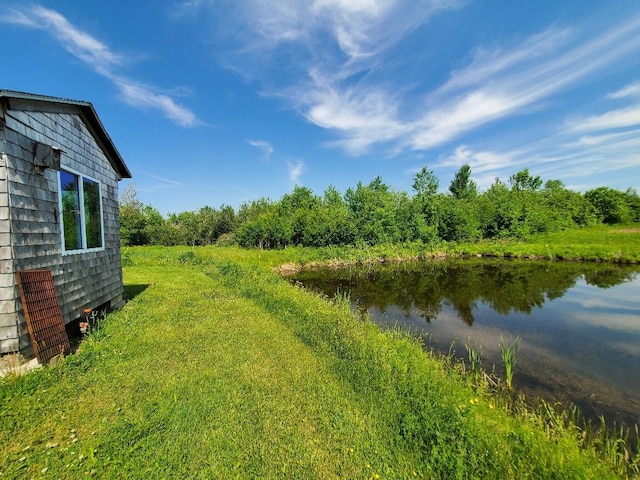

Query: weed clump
[500,335,521,391]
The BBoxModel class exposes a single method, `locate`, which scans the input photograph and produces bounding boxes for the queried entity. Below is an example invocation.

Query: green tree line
[120,166,640,248]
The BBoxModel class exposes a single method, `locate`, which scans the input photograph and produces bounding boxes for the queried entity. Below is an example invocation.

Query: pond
[291,259,640,431]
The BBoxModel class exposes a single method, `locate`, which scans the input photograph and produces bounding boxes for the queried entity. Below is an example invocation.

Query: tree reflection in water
[292,260,640,431]
[293,260,637,326]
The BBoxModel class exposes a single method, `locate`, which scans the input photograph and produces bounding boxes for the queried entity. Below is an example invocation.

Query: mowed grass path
[0,246,629,478]
[1,253,418,478]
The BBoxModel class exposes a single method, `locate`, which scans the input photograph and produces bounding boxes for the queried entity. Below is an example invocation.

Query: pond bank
[274,224,640,275]
[289,259,640,439]
[272,225,640,275]
[275,251,568,276]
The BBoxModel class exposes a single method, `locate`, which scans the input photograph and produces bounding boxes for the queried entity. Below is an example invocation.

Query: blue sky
[1,1,639,215]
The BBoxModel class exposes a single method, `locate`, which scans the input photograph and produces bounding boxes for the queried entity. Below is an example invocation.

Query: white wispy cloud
[191,1,640,159]
[438,145,517,174]
[1,5,199,127]
[435,118,640,193]
[208,0,457,60]
[174,1,640,191]
[247,139,274,162]
[2,6,124,70]
[287,159,306,184]
[301,72,404,154]
[607,81,640,99]
[113,77,199,127]
[573,129,640,147]
[569,104,640,132]
[311,0,450,59]
[141,172,184,186]
[432,145,523,191]
[409,15,640,150]
[437,28,572,95]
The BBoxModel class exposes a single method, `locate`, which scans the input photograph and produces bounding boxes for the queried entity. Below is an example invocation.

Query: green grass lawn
[1,230,639,478]
[450,225,640,262]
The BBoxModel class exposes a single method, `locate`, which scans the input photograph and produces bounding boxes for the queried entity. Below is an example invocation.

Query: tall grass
[465,340,483,386]
[536,400,640,476]
[500,335,521,390]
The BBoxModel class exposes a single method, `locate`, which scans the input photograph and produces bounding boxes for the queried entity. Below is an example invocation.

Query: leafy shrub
[215,232,237,247]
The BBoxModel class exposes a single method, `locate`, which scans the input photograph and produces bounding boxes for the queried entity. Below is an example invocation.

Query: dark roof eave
[0,89,132,179]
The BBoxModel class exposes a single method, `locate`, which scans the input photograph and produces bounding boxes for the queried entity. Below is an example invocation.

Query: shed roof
[0,89,132,179]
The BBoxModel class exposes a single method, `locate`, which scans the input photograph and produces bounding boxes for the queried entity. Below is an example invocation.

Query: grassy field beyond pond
[243,224,640,274]
[1,231,639,478]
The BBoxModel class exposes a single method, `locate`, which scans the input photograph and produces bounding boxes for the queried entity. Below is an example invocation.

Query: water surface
[292,260,640,429]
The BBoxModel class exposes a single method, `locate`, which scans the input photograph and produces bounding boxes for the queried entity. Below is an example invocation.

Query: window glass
[59,169,104,252]
[60,170,82,250]
[83,178,103,248]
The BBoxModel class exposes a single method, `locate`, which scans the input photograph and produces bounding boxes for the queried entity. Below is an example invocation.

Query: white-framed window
[59,168,104,253]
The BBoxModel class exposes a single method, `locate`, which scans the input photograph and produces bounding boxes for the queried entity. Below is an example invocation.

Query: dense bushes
[585,187,639,224]
[120,166,640,248]
[120,184,237,246]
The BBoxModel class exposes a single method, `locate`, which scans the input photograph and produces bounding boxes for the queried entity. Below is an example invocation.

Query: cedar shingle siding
[0,91,131,355]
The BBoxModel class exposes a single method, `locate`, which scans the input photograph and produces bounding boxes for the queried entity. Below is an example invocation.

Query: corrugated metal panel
[15,269,70,363]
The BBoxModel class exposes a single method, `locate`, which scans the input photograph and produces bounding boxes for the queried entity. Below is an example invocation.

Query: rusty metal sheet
[15,269,70,363]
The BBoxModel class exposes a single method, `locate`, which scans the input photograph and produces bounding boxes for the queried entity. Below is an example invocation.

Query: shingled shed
[0,90,131,355]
